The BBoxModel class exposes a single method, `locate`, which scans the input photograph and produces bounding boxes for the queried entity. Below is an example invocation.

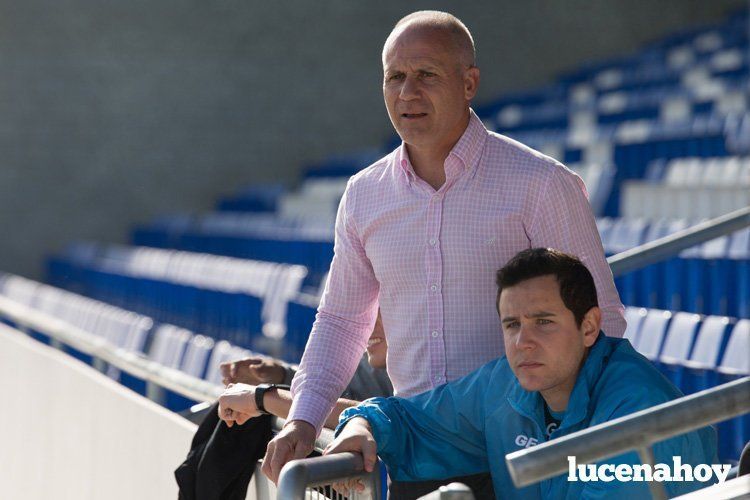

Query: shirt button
[429,238,437,246]
[431,330,439,337]
[430,284,438,292]
[434,375,442,383]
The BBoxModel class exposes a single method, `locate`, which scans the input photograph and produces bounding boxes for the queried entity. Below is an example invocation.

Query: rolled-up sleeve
[529,166,626,337]
[288,181,381,433]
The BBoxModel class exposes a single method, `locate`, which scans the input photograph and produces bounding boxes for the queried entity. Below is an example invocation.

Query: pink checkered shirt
[288,110,626,432]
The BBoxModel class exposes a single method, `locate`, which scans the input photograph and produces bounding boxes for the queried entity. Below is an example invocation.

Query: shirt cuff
[287,390,335,436]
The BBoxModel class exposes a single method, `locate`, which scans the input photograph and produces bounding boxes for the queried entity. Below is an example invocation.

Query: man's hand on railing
[322,416,378,493]
[261,419,317,484]
[219,356,286,386]
[217,383,260,427]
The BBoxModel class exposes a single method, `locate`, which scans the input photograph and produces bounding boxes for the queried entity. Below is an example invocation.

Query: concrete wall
[0,0,744,278]
[0,323,197,500]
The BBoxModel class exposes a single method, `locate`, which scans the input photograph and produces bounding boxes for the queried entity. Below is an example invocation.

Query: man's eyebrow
[384,58,442,71]
[501,311,556,324]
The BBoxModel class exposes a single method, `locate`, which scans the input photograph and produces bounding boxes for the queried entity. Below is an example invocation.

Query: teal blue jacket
[337,336,718,499]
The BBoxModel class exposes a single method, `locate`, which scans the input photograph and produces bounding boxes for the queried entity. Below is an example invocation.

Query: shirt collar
[449,108,487,178]
[506,333,613,430]
[395,108,488,183]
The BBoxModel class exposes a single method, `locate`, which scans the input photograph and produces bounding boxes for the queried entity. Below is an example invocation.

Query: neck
[406,145,447,190]
[541,388,571,413]
[541,348,590,412]
[404,111,471,190]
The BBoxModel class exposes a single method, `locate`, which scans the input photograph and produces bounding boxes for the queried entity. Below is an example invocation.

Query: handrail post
[277,452,380,500]
[637,445,667,500]
[276,459,311,500]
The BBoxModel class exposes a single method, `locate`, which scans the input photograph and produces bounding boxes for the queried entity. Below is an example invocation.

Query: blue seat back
[634,309,672,360]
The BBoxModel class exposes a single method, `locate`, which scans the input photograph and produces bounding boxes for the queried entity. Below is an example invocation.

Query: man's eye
[537,319,552,325]
[420,71,435,78]
[386,74,404,82]
[505,321,520,330]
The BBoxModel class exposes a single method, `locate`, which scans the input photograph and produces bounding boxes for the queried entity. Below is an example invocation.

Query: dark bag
[175,402,274,500]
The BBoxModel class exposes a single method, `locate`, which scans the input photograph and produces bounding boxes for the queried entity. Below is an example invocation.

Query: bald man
[262,11,626,494]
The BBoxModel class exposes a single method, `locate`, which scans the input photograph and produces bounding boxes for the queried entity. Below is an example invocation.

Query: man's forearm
[263,389,360,429]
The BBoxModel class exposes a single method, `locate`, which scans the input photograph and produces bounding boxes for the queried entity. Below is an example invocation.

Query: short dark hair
[495,248,598,326]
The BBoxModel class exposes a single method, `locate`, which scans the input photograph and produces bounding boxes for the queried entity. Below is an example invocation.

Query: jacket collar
[505,333,614,431]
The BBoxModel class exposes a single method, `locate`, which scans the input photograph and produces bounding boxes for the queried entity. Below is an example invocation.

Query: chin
[366,353,386,370]
[515,375,546,392]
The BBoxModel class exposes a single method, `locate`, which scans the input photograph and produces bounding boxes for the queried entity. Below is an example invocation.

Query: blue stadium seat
[728,228,750,318]
[284,297,319,363]
[635,219,684,307]
[148,324,192,369]
[680,315,732,394]
[607,218,649,304]
[179,334,216,379]
[633,308,672,360]
[660,220,697,312]
[657,312,701,387]
[623,306,647,347]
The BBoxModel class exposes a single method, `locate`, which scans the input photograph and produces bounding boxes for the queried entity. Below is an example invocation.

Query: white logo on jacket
[515,434,539,448]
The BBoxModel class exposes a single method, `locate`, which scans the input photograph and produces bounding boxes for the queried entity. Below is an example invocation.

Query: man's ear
[581,306,601,347]
[464,66,480,101]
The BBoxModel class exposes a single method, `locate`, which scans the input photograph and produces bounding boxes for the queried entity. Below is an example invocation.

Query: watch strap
[255,383,291,415]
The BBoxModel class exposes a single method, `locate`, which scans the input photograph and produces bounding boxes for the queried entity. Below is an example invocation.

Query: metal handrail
[607,206,750,277]
[0,294,344,445]
[506,377,750,500]
[277,452,381,500]
[0,295,224,402]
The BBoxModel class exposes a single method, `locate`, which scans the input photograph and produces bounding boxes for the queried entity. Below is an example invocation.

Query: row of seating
[489,10,746,104]
[621,155,750,219]
[489,9,748,131]
[46,244,308,351]
[600,218,750,318]
[495,73,748,134]
[624,306,748,462]
[131,215,749,324]
[132,217,335,282]
[621,184,749,219]
[0,273,152,354]
[0,272,262,411]
[276,177,349,222]
[652,156,750,186]
[129,214,750,321]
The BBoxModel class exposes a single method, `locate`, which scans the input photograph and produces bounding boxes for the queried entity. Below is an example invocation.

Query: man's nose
[515,324,537,349]
[399,75,420,100]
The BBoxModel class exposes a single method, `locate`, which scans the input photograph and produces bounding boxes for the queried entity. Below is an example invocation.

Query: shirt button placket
[426,192,445,387]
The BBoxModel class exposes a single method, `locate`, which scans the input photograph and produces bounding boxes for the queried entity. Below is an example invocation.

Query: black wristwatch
[255,383,291,415]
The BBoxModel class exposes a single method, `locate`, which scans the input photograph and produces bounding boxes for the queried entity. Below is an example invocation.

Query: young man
[325,249,718,499]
